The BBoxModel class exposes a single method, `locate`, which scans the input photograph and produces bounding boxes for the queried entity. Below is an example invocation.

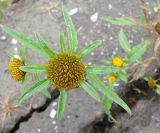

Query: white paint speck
[82,36,86,39]
[11,38,18,45]
[108,4,112,9]
[88,62,92,65]
[129,40,133,43]
[109,36,113,40]
[154,7,159,13]
[112,51,117,55]
[69,8,78,15]
[0,35,7,41]
[91,52,94,56]
[54,125,58,132]
[52,102,57,107]
[37,128,41,132]
[52,121,56,125]
[115,47,118,51]
[90,12,99,22]
[14,47,18,55]
[114,83,120,87]
[107,24,111,28]
[14,55,21,60]
[100,51,104,55]
[50,109,56,119]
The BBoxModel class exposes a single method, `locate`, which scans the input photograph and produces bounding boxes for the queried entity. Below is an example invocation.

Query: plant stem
[139,0,152,37]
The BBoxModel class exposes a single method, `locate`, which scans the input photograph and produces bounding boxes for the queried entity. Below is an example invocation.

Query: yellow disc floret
[8,58,25,82]
[107,74,116,84]
[112,56,124,67]
[147,79,156,88]
[47,53,85,90]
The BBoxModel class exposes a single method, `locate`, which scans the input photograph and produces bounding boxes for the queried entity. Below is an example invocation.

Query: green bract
[0,5,131,120]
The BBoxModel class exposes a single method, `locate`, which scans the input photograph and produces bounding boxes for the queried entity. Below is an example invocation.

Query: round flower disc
[112,56,124,67]
[8,58,25,82]
[47,53,85,90]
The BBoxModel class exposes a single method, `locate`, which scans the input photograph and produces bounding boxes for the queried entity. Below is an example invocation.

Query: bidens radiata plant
[103,0,160,96]
[0,5,131,120]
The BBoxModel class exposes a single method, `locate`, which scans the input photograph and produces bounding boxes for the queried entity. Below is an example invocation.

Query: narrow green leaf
[101,60,111,65]
[19,47,26,62]
[6,52,14,58]
[59,32,66,52]
[102,96,117,123]
[20,77,26,95]
[88,73,132,115]
[127,40,150,63]
[157,0,160,7]
[40,88,51,99]
[86,66,120,74]
[20,64,46,73]
[56,90,67,120]
[139,15,146,24]
[103,16,135,26]
[18,79,50,103]
[34,73,40,82]
[81,80,100,102]
[35,32,55,58]
[87,73,105,94]
[77,40,102,59]
[0,25,51,58]
[156,85,160,95]
[62,5,78,52]
[117,72,128,83]
[118,29,131,53]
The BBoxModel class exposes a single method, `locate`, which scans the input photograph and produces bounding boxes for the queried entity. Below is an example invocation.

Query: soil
[0,0,160,133]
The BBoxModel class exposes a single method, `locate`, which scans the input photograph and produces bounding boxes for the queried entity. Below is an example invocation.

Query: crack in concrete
[10,89,60,133]
[80,79,156,133]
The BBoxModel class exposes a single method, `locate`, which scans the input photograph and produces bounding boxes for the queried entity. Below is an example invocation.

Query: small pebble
[88,62,92,65]
[153,7,159,13]
[91,52,94,56]
[108,4,113,9]
[0,35,7,41]
[37,128,41,132]
[112,51,117,55]
[52,102,57,107]
[100,51,104,55]
[129,40,133,43]
[52,121,56,125]
[14,47,18,53]
[114,83,120,87]
[69,8,78,15]
[11,38,18,45]
[107,24,111,28]
[109,36,113,40]
[50,109,56,119]
[90,12,99,22]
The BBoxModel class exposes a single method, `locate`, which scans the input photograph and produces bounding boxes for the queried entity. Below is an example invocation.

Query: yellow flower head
[112,56,124,67]
[107,74,116,84]
[155,22,160,34]
[47,53,85,90]
[147,79,156,88]
[8,58,25,82]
